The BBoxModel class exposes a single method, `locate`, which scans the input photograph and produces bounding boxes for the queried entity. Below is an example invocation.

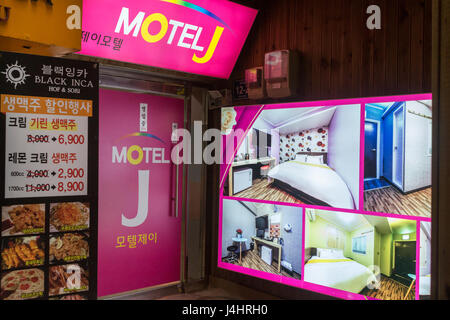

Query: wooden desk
[404,274,416,300]
[228,157,276,196]
[251,236,282,272]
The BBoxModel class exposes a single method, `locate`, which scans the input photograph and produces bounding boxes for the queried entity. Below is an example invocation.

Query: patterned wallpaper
[279,127,328,163]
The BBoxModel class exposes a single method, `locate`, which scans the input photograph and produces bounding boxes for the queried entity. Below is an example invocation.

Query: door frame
[364,119,381,180]
[392,106,405,190]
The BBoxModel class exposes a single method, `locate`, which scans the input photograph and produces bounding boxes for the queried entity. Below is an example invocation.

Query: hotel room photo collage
[219,97,432,300]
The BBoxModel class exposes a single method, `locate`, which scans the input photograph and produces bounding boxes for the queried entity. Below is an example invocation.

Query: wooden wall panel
[228,0,432,101]
[432,0,450,300]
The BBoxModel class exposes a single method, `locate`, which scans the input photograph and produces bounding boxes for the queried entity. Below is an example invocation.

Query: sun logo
[2,61,30,89]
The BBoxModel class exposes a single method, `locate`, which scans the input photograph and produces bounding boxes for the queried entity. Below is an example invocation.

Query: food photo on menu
[49,262,89,296]
[1,236,45,269]
[1,204,45,236]
[50,202,90,232]
[49,232,89,264]
[0,268,45,300]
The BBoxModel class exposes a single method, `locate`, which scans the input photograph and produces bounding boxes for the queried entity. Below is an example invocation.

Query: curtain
[352,235,367,254]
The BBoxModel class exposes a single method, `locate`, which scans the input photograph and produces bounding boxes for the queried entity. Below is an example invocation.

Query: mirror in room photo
[221,199,303,280]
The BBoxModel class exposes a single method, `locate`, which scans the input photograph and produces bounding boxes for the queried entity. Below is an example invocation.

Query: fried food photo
[2,204,45,236]
[49,264,89,296]
[50,233,89,263]
[50,202,89,231]
[1,237,45,270]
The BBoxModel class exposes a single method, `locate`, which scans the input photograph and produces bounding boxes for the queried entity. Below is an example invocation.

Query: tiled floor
[364,178,391,191]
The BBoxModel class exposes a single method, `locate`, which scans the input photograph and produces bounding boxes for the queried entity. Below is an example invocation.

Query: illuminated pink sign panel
[78,0,257,79]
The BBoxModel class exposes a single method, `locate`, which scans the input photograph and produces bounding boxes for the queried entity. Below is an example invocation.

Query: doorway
[393,241,416,286]
[393,107,405,190]
[97,88,185,297]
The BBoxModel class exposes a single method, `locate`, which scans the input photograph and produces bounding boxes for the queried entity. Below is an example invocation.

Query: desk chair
[226,245,238,263]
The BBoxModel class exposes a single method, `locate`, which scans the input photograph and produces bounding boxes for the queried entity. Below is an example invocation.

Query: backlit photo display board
[218,94,432,300]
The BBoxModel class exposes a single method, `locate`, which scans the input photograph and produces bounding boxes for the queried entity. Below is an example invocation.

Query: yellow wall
[380,233,393,277]
[305,213,310,248]
[0,0,82,55]
[374,229,381,268]
[393,232,416,241]
[349,225,375,268]
[306,215,351,258]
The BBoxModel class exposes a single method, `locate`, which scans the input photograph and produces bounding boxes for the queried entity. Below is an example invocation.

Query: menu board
[218,95,432,300]
[4,111,88,198]
[0,52,98,300]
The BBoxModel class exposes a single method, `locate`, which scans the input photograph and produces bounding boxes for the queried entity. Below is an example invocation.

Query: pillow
[331,249,345,259]
[306,155,324,165]
[317,248,333,258]
[295,154,308,162]
[316,248,325,257]
[320,250,335,259]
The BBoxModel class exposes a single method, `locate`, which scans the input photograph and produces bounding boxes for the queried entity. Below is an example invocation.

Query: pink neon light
[78,0,257,79]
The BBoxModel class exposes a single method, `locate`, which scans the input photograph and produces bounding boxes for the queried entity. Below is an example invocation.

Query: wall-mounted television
[219,94,432,300]
[256,216,268,230]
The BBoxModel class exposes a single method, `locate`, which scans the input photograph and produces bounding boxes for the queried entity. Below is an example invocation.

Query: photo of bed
[221,199,303,280]
[224,104,361,210]
[304,209,418,300]
[363,100,432,217]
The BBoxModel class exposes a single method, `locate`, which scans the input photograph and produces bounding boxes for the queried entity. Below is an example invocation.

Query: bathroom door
[394,241,416,278]
[393,107,405,189]
[97,89,184,297]
[364,121,378,179]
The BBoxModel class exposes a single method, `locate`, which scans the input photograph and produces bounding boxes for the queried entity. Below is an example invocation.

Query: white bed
[304,256,374,294]
[268,160,355,209]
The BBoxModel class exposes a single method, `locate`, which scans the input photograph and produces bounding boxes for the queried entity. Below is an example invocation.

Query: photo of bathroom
[221,199,303,280]
[363,100,432,218]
